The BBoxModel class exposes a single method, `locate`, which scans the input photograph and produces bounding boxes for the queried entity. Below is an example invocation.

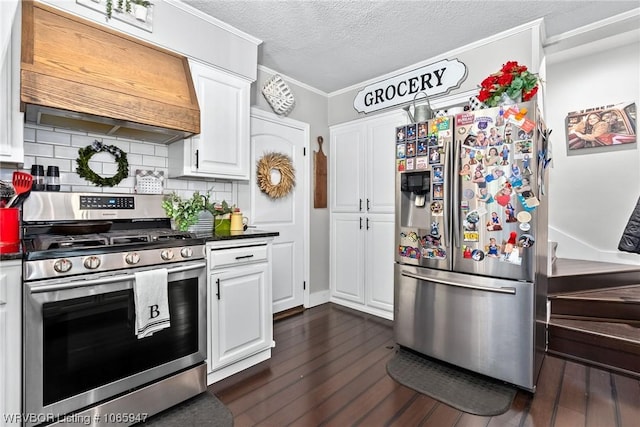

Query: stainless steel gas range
[21,192,207,427]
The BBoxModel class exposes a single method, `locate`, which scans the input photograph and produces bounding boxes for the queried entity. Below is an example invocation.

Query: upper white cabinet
[0,0,24,165]
[168,60,251,180]
[330,111,406,213]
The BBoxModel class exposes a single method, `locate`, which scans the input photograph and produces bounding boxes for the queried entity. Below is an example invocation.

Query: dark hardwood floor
[208,303,640,427]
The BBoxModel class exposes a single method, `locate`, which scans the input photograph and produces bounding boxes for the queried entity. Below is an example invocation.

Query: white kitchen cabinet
[329,110,405,320]
[330,110,406,214]
[206,239,274,384]
[168,60,251,180]
[0,0,24,165]
[330,213,395,319]
[0,259,21,427]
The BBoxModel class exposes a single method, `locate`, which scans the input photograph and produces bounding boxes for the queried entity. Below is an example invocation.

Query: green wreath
[76,141,129,187]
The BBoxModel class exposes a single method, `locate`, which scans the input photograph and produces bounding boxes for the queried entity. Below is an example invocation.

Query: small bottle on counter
[46,166,60,191]
[31,164,45,191]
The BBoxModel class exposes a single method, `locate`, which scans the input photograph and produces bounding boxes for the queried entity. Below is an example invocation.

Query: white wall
[546,31,640,265]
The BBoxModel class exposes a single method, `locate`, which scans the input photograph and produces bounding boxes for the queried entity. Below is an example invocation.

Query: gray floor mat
[140,392,233,426]
[387,347,518,417]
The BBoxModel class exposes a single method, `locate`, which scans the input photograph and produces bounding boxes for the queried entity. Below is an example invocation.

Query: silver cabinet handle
[401,270,516,295]
[0,300,6,306]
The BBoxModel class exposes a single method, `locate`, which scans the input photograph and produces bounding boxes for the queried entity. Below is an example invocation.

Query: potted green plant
[162,191,236,233]
[161,191,207,231]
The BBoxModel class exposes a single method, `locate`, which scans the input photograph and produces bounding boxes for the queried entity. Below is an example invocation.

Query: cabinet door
[0,2,24,165]
[190,61,250,179]
[0,260,21,427]
[209,263,271,370]
[364,214,395,313]
[330,213,365,304]
[330,122,365,212]
[366,112,405,214]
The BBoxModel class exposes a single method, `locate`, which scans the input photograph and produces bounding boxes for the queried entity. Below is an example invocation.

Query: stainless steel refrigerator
[393,101,550,391]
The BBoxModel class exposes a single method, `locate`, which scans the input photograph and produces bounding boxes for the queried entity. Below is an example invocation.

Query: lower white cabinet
[0,259,21,427]
[206,239,274,384]
[330,213,395,320]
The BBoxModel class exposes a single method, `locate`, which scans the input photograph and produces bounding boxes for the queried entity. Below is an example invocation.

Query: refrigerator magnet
[519,234,535,248]
[432,184,444,199]
[516,211,532,223]
[418,123,427,138]
[471,249,485,261]
[432,165,444,182]
[407,124,416,140]
[396,127,406,142]
[406,142,416,157]
[430,201,443,216]
[406,158,415,170]
[396,144,406,158]
[397,159,406,171]
[417,140,427,155]
[519,222,531,231]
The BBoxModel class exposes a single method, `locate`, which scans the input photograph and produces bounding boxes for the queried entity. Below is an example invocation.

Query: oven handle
[29,262,206,294]
[400,270,516,295]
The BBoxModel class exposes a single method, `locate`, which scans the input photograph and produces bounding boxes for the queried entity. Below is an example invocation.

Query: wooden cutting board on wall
[314,136,327,208]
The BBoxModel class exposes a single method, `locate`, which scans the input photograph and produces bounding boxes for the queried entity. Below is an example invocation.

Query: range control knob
[161,249,175,261]
[53,258,73,273]
[180,247,193,258]
[83,256,101,270]
[125,252,140,265]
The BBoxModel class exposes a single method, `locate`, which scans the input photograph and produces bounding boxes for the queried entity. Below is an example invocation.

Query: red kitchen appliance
[0,207,20,253]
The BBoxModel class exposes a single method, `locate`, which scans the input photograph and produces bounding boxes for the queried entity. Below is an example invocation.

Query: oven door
[23,260,206,421]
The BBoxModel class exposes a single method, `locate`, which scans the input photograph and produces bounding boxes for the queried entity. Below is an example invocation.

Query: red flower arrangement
[477,61,539,107]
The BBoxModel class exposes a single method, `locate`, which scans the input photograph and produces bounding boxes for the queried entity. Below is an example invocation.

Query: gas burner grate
[34,234,109,250]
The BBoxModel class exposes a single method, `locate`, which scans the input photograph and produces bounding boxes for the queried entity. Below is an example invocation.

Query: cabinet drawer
[209,245,267,269]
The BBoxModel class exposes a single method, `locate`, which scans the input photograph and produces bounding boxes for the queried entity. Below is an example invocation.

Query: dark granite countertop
[197,228,279,242]
[0,250,23,261]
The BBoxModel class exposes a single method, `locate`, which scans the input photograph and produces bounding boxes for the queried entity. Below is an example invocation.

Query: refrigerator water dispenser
[399,171,431,228]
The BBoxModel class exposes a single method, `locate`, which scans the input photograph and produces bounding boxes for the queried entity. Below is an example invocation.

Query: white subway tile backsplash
[1,127,239,205]
[71,134,101,147]
[130,142,155,155]
[23,127,36,142]
[141,155,166,168]
[155,145,168,157]
[36,129,72,145]
[24,142,54,157]
[54,145,82,160]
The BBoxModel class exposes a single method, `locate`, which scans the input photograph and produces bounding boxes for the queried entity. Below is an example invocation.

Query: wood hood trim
[20,0,200,137]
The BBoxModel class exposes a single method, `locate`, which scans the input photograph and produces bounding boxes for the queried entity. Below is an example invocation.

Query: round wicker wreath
[256,152,295,199]
[76,141,129,187]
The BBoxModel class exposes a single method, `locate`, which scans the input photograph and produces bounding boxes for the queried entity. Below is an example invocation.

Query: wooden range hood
[20,1,200,144]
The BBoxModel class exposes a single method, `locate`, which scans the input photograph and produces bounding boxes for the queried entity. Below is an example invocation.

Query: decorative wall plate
[135,169,164,194]
[262,74,295,116]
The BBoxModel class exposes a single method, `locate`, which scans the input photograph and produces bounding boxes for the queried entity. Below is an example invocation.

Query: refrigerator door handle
[400,270,517,295]
[452,138,461,248]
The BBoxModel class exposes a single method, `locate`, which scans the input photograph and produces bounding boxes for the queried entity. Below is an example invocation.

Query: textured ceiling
[181,0,639,94]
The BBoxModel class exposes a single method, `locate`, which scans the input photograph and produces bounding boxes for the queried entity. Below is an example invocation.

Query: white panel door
[250,109,308,314]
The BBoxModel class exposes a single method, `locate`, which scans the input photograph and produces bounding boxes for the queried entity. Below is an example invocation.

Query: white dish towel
[133,268,171,339]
